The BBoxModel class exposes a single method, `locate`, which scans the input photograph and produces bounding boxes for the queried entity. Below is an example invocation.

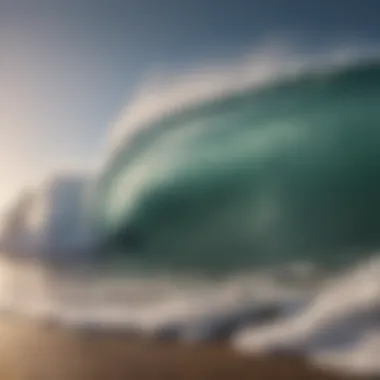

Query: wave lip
[107,43,380,157]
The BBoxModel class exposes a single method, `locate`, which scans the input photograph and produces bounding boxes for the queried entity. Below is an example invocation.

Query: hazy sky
[0,0,380,211]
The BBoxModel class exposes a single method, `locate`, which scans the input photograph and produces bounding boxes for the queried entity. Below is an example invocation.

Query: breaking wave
[95,46,380,273]
[3,44,380,377]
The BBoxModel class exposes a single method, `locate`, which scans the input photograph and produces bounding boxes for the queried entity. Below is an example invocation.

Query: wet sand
[0,316,374,380]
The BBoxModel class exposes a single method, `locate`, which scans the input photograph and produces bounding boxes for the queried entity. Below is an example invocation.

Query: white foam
[52,272,301,335]
[233,256,380,375]
[0,257,308,333]
[2,255,380,374]
[312,331,380,375]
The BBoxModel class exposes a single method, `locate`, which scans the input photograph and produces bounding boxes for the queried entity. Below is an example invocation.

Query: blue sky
[0,0,380,210]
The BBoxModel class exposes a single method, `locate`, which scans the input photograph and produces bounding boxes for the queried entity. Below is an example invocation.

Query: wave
[1,44,378,377]
[96,48,380,272]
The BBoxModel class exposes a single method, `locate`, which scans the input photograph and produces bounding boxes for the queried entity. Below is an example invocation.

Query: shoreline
[0,315,374,380]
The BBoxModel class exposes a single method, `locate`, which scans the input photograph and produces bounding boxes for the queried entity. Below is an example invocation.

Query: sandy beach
[0,315,375,380]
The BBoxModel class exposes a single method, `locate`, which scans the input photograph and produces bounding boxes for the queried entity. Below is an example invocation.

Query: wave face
[96,60,380,273]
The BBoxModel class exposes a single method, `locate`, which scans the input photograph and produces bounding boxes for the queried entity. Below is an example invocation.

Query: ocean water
[3,48,380,376]
[96,54,380,274]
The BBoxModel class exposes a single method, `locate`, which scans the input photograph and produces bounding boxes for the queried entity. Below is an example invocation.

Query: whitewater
[3,44,380,376]
[1,255,380,376]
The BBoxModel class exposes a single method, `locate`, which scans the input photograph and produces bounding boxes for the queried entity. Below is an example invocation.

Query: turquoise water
[95,61,380,273]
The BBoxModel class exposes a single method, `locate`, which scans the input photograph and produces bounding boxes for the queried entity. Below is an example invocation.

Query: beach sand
[0,316,374,380]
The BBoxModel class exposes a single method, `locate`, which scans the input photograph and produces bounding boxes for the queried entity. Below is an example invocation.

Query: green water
[94,61,380,273]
